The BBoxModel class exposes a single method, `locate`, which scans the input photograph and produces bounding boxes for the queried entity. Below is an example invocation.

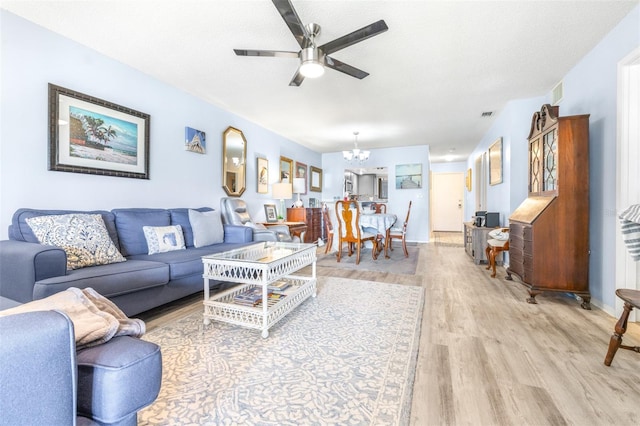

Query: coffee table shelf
[202,242,317,338]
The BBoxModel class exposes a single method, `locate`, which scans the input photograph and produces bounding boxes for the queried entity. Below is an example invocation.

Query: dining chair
[321,204,334,254]
[335,200,379,265]
[371,202,387,214]
[485,228,510,278]
[604,289,640,366]
[388,201,412,257]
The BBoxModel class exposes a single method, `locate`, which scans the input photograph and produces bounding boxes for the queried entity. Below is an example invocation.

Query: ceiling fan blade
[319,20,388,55]
[324,56,369,79]
[289,68,305,86]
[234,49,299,58]
[272,0,309,49]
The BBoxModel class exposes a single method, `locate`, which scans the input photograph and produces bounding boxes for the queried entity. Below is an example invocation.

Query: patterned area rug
[139,277,424,425]
[316,245,419,274]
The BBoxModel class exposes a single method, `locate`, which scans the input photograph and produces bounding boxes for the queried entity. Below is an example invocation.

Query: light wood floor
[140,242,640,426]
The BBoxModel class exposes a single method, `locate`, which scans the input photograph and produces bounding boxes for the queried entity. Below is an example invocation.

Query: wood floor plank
[138,242,640,425]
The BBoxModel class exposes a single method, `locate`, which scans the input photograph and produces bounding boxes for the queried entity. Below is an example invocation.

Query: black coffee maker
[473,211,486,227]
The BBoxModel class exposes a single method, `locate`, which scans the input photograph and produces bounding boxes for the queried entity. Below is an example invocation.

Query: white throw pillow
[189,209,224,247]
[26,213,126,270]
[142,225,186,255]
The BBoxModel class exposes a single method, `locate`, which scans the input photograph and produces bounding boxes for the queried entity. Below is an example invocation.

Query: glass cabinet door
[529,137,542,193]
[542,129,558,192]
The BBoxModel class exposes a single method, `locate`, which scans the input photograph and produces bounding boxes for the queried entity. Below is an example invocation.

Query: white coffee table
[202,241,317,338]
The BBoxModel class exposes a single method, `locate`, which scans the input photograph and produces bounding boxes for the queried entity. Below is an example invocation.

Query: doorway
[431,172,464,232]
[615,47,640,319]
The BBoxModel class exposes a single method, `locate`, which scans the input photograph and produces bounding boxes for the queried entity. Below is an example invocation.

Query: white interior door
[431,172,464,232]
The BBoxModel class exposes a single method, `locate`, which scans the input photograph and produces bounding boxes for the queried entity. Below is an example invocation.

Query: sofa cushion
[189,209,224,247]
[33,260,169,300]
[76,336,161,424]
[112,209,170,256]
[169,207,213,248]
[142,225,186,255]
[127,243,250,281]
[26,213,126,270]
[10,208,118,247]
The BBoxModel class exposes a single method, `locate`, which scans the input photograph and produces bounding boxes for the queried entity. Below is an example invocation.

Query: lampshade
[272,182,292,200]
[292,178,306,194]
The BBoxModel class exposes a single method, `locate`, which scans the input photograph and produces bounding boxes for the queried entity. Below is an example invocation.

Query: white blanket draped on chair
[620,204,640,261]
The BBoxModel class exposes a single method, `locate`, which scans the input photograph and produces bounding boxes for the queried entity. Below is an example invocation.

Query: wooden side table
[261,221,307,242]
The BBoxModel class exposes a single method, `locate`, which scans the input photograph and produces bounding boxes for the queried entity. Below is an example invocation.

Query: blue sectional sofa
[0,207,254,316]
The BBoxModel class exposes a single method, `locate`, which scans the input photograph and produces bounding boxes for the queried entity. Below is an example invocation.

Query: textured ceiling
[2,0,637,162]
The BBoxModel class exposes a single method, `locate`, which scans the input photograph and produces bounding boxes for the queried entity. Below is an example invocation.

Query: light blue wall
[322,145,431,243]
[431,162,466,173]
[0,11,321,238]
[468,5,640,309]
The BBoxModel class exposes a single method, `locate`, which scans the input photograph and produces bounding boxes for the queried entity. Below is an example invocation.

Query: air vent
[481,111,493,117]
[552,80,564,105]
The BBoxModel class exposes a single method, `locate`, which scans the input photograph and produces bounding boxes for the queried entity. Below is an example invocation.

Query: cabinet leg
[580,295,592,310]
[505,270,513,281]
[526,290,541,304]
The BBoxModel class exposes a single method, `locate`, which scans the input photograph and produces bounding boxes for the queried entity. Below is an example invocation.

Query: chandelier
[343,131,370,164]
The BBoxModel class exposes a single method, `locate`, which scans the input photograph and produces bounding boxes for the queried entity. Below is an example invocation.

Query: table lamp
[292,178,306,208]
[272,182,292,219]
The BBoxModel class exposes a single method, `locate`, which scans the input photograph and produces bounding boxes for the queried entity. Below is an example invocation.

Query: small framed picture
[264,204,278,223]
[184,127,206,154]
[257,157,268,194]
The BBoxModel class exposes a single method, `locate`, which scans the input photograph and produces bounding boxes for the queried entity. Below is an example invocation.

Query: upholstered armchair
[220,198,296,242]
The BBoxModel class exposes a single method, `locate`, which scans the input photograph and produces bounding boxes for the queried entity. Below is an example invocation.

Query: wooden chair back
[371,203,387,214]
[335,200,361,243]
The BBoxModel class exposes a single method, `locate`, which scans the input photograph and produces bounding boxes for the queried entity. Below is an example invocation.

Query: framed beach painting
[395,163,422,189]
[257,157,268,194]
[48,84,150,179]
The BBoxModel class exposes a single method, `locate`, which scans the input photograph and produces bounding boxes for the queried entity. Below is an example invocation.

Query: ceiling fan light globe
[300,61,325,78]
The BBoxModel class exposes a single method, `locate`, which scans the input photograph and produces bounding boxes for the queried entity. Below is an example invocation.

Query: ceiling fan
[234,0,388,86]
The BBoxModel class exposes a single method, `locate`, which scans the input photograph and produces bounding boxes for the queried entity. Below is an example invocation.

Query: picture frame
[489,137,503,185]
[184,126,205,154]
[279,156,293,183]
[295,161,307,194]
[395,163,422,189]
[257,157,268,194]
[466,168,472,191]
[310,166,323,192]
[48,83,150,179]
[264,204,278,223]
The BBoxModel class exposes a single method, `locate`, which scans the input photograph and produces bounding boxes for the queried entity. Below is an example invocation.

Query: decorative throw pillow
[26,214,126,270]
[188,209,224,247]
[142,225,186,255]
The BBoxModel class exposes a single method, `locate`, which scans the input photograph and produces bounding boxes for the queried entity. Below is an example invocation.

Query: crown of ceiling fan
[233,0,388,86]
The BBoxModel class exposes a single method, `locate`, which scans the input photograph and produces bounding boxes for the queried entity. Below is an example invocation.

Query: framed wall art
[310,166,322,192]
[466,168,472,192]
[184,127,205,154]
[257,157,268,194]
[489,137,503,185]
[48,83,150,179]
[279,156,293,183]
[295,161,307,194]
[395,163,422,189]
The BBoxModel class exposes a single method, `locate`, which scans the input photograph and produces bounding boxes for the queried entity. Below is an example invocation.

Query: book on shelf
[233,287,268,306]
[267,280,291,293]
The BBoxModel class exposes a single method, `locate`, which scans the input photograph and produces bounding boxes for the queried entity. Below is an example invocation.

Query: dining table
[359,212,397,258]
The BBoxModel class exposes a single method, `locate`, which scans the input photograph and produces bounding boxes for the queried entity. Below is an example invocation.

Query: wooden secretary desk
[506,104,591,309]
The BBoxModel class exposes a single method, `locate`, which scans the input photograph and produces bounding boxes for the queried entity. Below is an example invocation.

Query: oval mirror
[222,126,247,196]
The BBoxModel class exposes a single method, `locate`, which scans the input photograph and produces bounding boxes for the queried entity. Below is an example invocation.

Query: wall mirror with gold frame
[222,126,247,196]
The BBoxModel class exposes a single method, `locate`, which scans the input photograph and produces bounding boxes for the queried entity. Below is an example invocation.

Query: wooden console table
[262,221,307,242]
